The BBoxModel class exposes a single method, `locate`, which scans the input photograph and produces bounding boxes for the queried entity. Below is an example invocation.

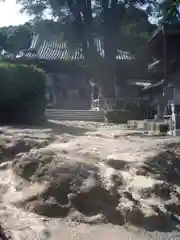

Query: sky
[0,0,30,27]
[0,0,157,28]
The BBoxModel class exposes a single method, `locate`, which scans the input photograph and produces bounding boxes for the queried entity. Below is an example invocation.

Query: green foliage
[138,0,180,23]
[0,63,46,124]
[16,0,157,97]
[105,109,134,123]
[14,0,180,55]
[158,0,180,22]
[17,0,154,54]
[106,108,145,123]
[118,7,156,53]
[0,31,7,50]
[0,23,33,54]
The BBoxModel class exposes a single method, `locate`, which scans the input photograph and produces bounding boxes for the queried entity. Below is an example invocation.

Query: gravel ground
[44,219,180,240]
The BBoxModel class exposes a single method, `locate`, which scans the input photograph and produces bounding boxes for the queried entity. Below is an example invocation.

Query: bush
[105,109,145,123]
[105,109,133,123]
[0,63,46,124]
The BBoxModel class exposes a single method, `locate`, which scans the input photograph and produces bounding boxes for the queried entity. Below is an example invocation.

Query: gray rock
[12,152,41,180]
[69,173,119,216]
[26,197,70,217]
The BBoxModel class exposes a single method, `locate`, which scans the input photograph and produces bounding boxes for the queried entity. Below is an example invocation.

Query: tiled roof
[16,34,135,61]
[17,35,83,61]
[94,36,134,60]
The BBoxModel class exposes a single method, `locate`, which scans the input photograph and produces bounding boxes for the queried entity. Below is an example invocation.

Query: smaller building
[143,22,180,121]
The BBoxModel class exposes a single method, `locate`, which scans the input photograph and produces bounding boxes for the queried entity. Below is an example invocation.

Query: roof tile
[18,34,134,61]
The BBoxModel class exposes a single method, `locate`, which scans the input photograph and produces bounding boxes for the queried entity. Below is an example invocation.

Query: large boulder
[68,173,119,216]
[20,162,102,217]
[144,150,180,183]
[0,138,30,162]
[19,161,124,223]
[152,182,172,200]
[165,201,180,216]
[0,137,51,163]
[116,196,143,226]
[12,148,55,180]
[98,163,124,194]
[12,152,42,180]
[128,176,164,200]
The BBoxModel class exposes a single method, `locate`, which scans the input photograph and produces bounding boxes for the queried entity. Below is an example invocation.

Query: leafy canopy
[0,23,33,54]
[16,0,156,55]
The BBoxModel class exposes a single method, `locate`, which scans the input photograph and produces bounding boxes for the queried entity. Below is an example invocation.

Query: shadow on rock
[0,138,30,162]
[142,208,178,232]
[25,197,70,218]
[46,120,94,136]
[141,149,180,184]
[68,178,119,216]
[0,225,9,240]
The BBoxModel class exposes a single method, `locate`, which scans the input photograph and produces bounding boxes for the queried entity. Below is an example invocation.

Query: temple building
[14,22,148,111]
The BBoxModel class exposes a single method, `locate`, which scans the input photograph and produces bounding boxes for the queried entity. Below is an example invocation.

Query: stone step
[45,109,105,121]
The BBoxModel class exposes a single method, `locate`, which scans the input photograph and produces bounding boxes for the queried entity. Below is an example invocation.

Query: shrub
[0,63,46,124]
[105,109,133,123]
[105,109,145,123]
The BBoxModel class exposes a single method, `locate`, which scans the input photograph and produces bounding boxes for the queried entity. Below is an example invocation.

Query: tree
[117,6,155,53]
[158,0,180,22]
[140,0,180,23]
[17,0,156,97]
[0,23,33,54]
[0,31,7,50]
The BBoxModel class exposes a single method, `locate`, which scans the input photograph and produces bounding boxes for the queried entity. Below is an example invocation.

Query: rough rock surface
[1,123,180,239]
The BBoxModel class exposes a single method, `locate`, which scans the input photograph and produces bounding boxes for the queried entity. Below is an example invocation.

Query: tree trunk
[101,0,119,99]
[67,0,88,59]
[101,66,115,98]
[68,0,120,101]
